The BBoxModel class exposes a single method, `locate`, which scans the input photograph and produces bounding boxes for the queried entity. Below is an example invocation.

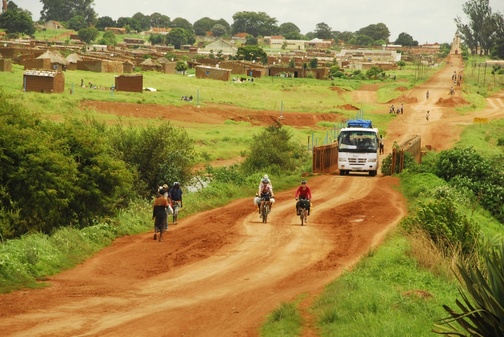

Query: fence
[312,142,338,174]
[390,135,422,174]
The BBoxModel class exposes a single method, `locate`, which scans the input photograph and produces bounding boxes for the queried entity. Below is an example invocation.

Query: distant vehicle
[337,119,379,176]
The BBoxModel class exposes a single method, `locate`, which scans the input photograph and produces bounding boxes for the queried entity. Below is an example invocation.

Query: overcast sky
[12,0,504,45]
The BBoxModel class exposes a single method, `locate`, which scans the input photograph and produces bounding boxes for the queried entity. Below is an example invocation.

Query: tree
[108,121,196,197]
[165,27,194,49]
[171,17,194,33]
[0,8,35,36]
[309,58,318,69]
[314,22,333,39]
[236,45,267,63]
[337,31,355,43]
[77,26,98,44]
[40,0,96,26]
[193,17,215,36]
[350,34,374,46]
[99,30,117,46]
[95,16,116,31]
[455,0,502,55]
[245,34,258,45]
[366,66,385,79]
[279,22,302,40]
[175,61,188,74]
[149,33,164,45]
[231,11,278,37]
[394,32,418,46]
[66,15,87,31]
[211,23,227,37]
[132,12,151,32]
[242,124,307,175]
[397,60,406,69]
[149,12,170,28]
[357,23,390,43]
[491,37,504,59]
[117,17,141,33]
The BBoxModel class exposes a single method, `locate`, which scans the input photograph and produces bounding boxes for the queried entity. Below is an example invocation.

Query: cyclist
[169,182,183,224]
[258,177,274,216]
[295,180,312,219]
[255,174,274,212]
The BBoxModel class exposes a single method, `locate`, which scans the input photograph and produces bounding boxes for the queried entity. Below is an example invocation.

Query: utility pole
[2,0,8,13]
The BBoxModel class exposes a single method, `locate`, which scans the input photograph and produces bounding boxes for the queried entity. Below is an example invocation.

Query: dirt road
[0,53,503,337]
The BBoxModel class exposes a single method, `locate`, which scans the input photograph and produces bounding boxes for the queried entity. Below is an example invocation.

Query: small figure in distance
[379,135,384,154]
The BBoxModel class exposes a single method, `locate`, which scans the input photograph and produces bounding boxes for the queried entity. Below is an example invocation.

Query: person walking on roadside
[426,90,430,99]
[169,182,183,224]
[426,110,430,121]
[153,188,169,242]
[379,135,384,154]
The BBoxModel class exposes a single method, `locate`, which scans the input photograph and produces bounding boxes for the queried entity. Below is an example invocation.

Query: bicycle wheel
[300,211,304,226]
[262,204,268,223]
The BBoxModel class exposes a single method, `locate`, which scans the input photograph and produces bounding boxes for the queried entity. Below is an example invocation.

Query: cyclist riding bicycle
[295,180,312,216]
[258,177,274,215]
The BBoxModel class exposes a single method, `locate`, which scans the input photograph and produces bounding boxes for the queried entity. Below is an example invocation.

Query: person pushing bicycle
[295,180,312,216]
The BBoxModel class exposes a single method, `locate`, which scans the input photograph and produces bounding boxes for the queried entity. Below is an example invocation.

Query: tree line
[2,0,503,56]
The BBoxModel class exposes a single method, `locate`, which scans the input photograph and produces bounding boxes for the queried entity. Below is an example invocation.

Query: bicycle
[297,198,310,226]
[260,197,271,223]
[172,200,181,224]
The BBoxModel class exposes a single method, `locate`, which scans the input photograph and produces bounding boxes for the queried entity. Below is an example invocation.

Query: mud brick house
[195,65,231,81]
[115,74,143,93]
[23,50,68,71]
[23,70,65,93]
[140,58,161,72]
[0,56,12,72]
[122,60,135,73]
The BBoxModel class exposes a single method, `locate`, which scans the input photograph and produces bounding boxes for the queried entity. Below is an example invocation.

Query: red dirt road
[0,53,503,337]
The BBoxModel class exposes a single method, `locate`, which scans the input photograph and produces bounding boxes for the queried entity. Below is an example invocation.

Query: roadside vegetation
[261,117,504,336]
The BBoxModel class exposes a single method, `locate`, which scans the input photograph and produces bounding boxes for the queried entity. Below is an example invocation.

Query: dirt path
[0,52,503,337]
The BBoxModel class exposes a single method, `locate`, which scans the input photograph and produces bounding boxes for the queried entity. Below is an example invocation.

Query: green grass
[311,233,459,337]
[456,118,504,157]
[261,301,304,336]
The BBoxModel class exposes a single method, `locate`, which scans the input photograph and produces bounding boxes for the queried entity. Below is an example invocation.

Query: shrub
[242,123,308,175]
[434,241,504,336]
[402,187,479,255]
[435,147,504,223]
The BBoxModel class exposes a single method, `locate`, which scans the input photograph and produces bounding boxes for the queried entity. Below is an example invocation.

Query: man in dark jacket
[169,182,183,224]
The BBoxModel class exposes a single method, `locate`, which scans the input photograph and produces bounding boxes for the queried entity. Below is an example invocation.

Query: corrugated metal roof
[24,70,58,77]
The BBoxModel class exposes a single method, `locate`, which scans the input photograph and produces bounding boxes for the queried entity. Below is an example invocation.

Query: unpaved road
[0,51,503,337]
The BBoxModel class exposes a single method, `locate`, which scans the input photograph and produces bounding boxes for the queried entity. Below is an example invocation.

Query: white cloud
[12,0,504,44]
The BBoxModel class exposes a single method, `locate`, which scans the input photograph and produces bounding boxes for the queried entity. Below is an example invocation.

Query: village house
[198,39,238,56]
[44,20,65,30]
